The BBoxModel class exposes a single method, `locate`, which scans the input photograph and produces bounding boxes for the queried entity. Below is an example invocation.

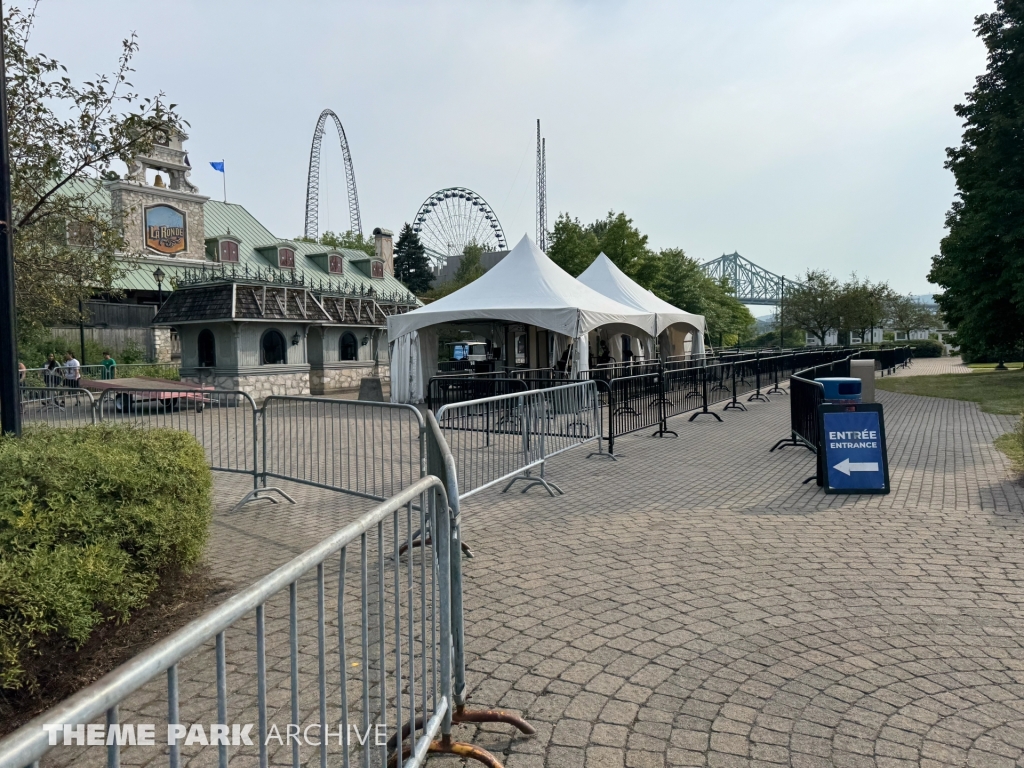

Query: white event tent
[577,253,707,361]
[387,235,657,403]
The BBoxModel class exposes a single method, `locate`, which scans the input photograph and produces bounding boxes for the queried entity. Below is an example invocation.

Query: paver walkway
[33,373,1024,768]
[885,357,971,378]
[199,378,1024,767]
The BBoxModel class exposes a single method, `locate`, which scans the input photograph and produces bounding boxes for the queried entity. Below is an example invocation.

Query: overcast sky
[32,0,992,297]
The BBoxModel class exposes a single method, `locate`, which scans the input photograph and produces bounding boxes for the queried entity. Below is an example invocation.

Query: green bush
[908,339,944,357]
[0,426,212,691]
[877,339,944,357]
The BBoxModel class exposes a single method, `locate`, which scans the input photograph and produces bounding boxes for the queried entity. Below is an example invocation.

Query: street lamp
[153,267,165,306]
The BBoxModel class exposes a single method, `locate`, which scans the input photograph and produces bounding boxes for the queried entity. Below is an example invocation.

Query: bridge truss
[700,252,801,306]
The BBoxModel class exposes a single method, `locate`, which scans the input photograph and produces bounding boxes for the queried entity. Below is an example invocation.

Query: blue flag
[210,161,225,172]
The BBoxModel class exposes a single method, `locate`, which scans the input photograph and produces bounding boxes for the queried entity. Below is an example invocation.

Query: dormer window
[255,243,298,271]
[371,260,384,279]
[206,235,241,263]
[329,254,343,274]
[219,241,239,262]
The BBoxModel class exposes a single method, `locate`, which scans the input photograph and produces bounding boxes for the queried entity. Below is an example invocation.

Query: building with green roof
[81,132,418,399]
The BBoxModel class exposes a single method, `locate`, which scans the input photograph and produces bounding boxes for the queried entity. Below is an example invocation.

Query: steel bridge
[699,252,801,306]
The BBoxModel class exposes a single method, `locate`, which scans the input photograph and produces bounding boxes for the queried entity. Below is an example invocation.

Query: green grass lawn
[995,432,1024,472]
[967,362,1023,370]
[875,368,1024,415]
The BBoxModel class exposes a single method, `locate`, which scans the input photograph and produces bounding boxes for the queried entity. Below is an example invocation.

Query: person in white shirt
[63,351,81,388]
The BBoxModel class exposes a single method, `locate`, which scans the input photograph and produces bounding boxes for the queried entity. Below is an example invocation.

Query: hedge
[881,339,944,358]
[0,426,212,691]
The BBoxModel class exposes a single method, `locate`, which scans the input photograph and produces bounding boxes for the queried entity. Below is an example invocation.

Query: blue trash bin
[817,377,862,403]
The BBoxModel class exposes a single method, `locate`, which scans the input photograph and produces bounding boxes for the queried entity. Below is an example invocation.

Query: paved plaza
[196,357,1024,768]
[30,356,1024,768]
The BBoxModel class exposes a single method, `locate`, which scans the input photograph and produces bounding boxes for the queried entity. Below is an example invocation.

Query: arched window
[340,332,358,361]
[261,329,287,365]
[197,329,216,367]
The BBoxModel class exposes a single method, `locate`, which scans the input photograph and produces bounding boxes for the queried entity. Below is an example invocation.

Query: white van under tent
[386,235,657,403]
[577,253,706,362]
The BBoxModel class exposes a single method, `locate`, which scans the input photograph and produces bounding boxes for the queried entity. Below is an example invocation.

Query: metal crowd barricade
[602,373,662,454]
[426,376,527,411]
[97,387,258,478]
[434,381,600,498]
[18,386,97,427]
[261,396,426,502]
[0,476,478,768]
[424,412,536,750]
[770,353,858,454]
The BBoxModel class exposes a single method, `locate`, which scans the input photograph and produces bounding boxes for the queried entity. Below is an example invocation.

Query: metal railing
[15,387,430,511]
[0,477,457,768]
[21,362,180,387]
[97,387,260,488]
[434,381,601,499]
[427,376,527,411]
[17,386,97,427]
[261,396,426,502]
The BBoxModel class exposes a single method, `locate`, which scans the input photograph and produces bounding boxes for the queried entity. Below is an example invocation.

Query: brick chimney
[373,227,394,276]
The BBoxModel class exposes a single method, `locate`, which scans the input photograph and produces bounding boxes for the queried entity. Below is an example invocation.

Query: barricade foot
[586,450,618,461]
[747,393,771,403]
[689,411,723,422]
[454,705,537,734]
[521,477,564,496]
[723,401,747,412]
[652,427,678,438]
[802,474,817,484]
[230,486,296,513]
[503,472,563,497]
[388,706,535,765]
[766,386,787,395]
[398,534,474,559]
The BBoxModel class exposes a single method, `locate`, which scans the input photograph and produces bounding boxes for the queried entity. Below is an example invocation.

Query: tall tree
[888,294,936,338]
[316,230,375,257]
[392,223,432,293]
[5,4,183,337]
[591,211,650,279]
[547,213,599,276]
[786,270,841,345]
[928,1,1024,360]
[834,275,893,343]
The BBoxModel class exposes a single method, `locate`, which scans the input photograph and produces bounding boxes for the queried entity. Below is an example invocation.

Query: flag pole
[222,159,226,203]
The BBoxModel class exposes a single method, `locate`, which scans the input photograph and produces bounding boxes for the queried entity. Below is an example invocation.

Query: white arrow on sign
[833,458,879,476]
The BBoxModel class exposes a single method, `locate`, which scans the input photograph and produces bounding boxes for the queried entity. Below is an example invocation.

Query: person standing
[101,351,117,380]
[44,353,61,388]
[63,350,81,389]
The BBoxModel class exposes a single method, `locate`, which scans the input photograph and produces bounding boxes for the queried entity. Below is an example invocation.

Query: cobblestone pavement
[207,383,1024,767]
[885,357,971,377]
[37,381,1024,768]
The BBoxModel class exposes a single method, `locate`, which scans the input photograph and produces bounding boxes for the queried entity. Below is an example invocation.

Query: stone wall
[153,327,174,363]
[107,181,208,261]
[183,369,310,404]
[309,362,390,395]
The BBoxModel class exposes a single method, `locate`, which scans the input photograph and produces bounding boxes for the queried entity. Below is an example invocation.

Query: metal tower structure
[304,109,362,240]
[536,119,548,250]
[699,252,802,305]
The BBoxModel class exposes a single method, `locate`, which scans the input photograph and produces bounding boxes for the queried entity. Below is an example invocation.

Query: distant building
[432,250,508,286]
[70,129,417,399]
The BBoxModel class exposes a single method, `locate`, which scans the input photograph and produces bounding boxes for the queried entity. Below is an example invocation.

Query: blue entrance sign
[817,404,890,494]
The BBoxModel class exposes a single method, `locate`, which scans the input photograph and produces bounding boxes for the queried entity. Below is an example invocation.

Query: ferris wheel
[412,187,507,266]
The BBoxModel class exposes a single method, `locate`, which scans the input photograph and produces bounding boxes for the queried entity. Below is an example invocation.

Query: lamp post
[153,267,165,307]
[0,7,21,436]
